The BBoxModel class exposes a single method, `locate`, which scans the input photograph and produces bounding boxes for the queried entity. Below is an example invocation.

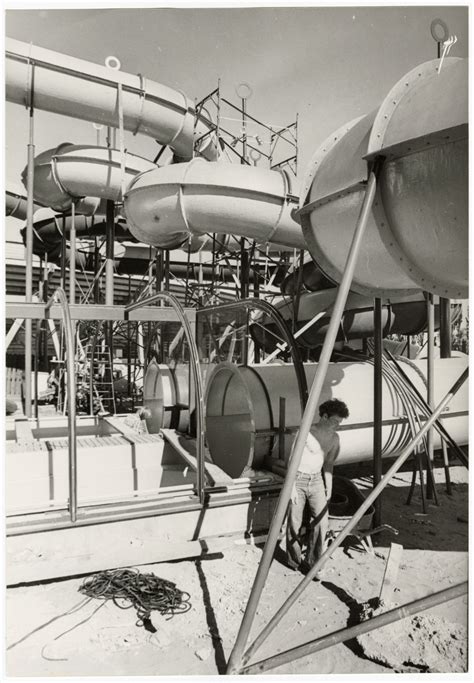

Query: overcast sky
[4,5,468,241]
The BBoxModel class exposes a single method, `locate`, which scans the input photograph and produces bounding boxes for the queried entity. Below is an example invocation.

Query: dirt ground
[5,460,468,677]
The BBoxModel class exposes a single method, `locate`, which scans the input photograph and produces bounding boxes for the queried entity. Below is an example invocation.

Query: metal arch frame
[125,291,206,503]
[197,297,309,412]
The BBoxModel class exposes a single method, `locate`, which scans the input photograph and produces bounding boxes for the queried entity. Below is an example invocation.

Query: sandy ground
[5,461,468,677]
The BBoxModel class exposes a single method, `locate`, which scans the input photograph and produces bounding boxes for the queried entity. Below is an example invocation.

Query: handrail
[125,292,206,503]
[45,287,77,522]
[197,297,308,412]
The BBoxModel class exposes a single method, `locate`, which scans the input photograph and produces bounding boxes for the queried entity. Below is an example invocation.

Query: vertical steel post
[426,293,435,498]
[253,263,261,363]
[240,241,250,364]
[105,200,115,307]
[226,159,382,675]
[24,66,36,417]
[439,298,452,493]
[127,275,132,396]
[105,200,115,398]
[60,218,67,291]
[373,297,383,527]
[69,203,76,304]
[164,250,170,291]
[241,96,247,164]
[439,298,451,358]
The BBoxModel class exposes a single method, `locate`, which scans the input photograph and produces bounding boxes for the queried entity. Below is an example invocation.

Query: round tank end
[205,364,268,478]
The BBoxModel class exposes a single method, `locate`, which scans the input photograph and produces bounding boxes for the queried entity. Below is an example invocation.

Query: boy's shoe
[286,559,300,572]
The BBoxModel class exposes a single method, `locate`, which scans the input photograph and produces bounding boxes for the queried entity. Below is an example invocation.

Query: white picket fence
[6,368,23,399]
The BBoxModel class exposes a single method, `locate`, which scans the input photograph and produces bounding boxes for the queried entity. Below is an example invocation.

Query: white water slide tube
[5,37,218,162]
[123,158,305,250]
[23,143,157,213]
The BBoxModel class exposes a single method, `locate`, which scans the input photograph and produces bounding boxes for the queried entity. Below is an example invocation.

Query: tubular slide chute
[250,290,456,350]
[6,183,44,219]
[300,58,468,299]
[23,143,157,213]
[205,357,468,477]
[5,37,218,162]
[7,40,467,323]
[123,158,304,250]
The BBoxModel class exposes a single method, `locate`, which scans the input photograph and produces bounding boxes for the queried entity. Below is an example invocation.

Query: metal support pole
[105,200,115,405]
[164,250,170,291]
[226,159,382,675]
[239,367,468,669]
[240,582,467,675]
[253,263,261,363]
[241,240,249,365]
[24,71,36,417]
[439,297,451,359]
[105,200,115,307]
[69,203,76,305]
[373,297,383,527]
[127,275,132,396]
[439,297,452,493]
[241,97,247,163]
[60,216,67,291]
[93,238,100,303]
[46,288,77,522]
[426,293,435,498]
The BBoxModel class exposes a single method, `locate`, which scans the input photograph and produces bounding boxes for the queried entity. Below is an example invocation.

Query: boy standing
[286,398,349,573]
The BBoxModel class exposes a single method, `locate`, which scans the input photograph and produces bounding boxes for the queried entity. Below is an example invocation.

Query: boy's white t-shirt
[298,430,325,474]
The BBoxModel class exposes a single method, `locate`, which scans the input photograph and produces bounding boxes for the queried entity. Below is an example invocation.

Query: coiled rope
[79,568,192,627]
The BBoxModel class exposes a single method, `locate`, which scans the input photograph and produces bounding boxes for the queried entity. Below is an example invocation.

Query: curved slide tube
[6,182,43,219]
[23,143,157,213]
[6,37,218,162]
[250,290,461,351]
[124,158,304,250]
[300,58,467,299]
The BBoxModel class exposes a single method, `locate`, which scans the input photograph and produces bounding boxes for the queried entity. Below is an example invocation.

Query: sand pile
[357,599,467,673]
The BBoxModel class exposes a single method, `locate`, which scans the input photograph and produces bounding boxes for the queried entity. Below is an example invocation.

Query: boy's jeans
[286,470,329,569]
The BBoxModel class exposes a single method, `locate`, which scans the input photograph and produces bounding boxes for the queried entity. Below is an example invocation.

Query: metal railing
[45,288,78,522]
[125,292,206,503]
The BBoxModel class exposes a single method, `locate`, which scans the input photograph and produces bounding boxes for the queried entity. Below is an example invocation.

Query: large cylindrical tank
[205,358,468,478]
[300,58,468,300]
[143,359,212,433]
[143,359,187,433]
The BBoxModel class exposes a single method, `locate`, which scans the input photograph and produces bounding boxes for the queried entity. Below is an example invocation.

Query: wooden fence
[6,368,23,398]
